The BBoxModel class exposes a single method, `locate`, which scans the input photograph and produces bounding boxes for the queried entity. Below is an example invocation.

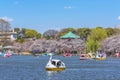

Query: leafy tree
[14,27,20,33]
[86,28,107,52]
[25,29,41,39]
[21,28,26,34]
[86,37,100,52]
[76,28,91,41]
[105,27,115,37]
[113,28,120,35]
[16,36,24,43]
[96,26,103,29]
[56,28,76,38]
[36,33,41,39]
[106,27,113,35]
[89,28,107,41]
[43,29,58,39]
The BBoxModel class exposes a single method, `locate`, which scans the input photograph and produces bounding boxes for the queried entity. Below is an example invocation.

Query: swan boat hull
[45,56,66,71]
[95,57,106,60]
[46,67,65,71]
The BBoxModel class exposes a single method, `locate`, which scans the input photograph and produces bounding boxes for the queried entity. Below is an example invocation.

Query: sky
[0,0,120,34]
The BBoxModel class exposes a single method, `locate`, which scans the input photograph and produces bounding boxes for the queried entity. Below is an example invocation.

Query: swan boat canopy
[95,55,106,60]
[95,53,106,60]
[45,55,66,71]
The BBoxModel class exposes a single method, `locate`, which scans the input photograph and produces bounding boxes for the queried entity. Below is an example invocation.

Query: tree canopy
[86,27,107,52]
[43,29,58,39]
[25,29,41,39]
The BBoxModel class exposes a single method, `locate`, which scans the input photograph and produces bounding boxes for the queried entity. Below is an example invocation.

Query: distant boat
[63,53,72,57]
[87,52,96,59]
[45,55,66,71]
[114,52,120,57]
[80,54,87,60]
[87,51,106,60]
[41,52,55,56]
[0,52,4,57]
[95,53,106,60]
[3,53,11,58]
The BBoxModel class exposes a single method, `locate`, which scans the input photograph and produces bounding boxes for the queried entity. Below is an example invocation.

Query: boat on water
[95,53,106,60]
[87,52,96,59]
[3,53,12,58]
[45,54,66,71]
[80,54,87,60]
[87,51,106,60]
[114,52,120,57]
[63,53,72,57]
[0,51,12,58]
[42,52,55,56]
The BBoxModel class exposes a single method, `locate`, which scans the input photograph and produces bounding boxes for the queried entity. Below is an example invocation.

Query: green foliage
[86,37,100,52]
[89,28,107,41]
[14,27,20,33]
[76,28,91,41]
[43,29,58,39]
[45,36,51,40]
[56,27,75,38]
[36,33,41,39]
[96,26,103,29]
[86,27,107,52]
[16,36,24,43]
[25,29,41,38]
[21,28,26,34]
[113,28,120,35]
[105,27,114,37]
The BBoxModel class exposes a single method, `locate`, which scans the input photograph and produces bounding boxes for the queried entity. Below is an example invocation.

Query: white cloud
[64,6,73,9]
[0,16,13,22]
[118,16,120,20]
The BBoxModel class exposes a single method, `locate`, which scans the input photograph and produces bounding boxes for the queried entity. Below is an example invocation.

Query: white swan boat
[45,55,66,71]
[95,52,106,60]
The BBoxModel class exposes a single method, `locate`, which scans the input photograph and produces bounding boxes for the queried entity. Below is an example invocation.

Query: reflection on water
[47,71,61,76]
[46,71,62,80]
[0,55,120,80]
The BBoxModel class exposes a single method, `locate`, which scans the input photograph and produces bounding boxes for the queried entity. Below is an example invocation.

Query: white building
[0,30,17,41]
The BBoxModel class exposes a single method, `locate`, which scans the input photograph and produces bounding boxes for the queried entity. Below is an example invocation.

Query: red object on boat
[80,54,87,60]
[4,53,11,58]
[114,53,120,57]
[63,53,72,57]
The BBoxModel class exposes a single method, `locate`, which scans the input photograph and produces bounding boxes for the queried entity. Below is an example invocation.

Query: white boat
[45,55,66,71]
[95,52,106,60]
[80,54,87,60]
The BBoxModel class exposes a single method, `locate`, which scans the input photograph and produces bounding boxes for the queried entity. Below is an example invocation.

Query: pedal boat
[45,55,66,71]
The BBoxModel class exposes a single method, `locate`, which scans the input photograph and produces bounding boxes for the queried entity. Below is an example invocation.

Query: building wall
[0,31,17,41]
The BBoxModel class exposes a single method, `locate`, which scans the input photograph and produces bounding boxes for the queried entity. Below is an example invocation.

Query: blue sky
[0,0,120,34]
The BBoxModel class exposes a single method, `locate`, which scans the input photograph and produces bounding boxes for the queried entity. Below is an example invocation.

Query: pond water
[0,55,120,80]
